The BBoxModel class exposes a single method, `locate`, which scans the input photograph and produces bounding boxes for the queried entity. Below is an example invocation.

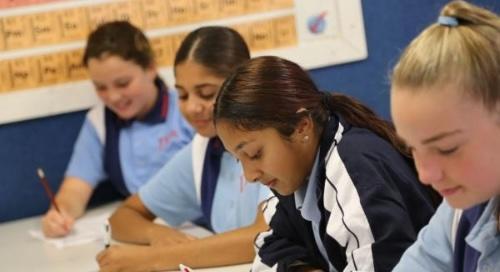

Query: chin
[196,128,217,138]
[112,108,135,119]
[117,112,135,120]
[446,198,483,210]
[274,187,294,196]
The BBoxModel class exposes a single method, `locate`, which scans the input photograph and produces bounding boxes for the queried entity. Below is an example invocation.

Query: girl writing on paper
[96,26,271,271]
[214,56,438,271]
[42,21,193,237]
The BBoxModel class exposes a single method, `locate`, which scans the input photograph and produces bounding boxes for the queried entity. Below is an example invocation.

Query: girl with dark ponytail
[96,26,271,271]
[214,56,437,271]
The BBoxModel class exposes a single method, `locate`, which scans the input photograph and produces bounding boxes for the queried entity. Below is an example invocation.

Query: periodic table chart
[0,0,366,124]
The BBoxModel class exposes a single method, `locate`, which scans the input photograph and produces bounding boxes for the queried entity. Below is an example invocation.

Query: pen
[104,220,111,248]
[179,264,193,272]
[37,168,61,213]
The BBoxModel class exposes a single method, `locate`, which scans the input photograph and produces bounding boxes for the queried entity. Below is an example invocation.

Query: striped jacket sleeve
[252,196,326,272]
[322,133,431,271]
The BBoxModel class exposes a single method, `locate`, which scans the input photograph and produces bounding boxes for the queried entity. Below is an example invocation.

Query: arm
[41,177,93,237]
[42,110,107,237]
[109,141,201,245]
[252,197,324,272]
[109,194,195,245]
[97,204,269,271]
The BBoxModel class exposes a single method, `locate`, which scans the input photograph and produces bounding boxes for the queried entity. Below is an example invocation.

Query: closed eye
[199,92,216,100]
[249,149,262,160]
[115,80,130,88]
[94,84,106,92]
[438,146,459,155]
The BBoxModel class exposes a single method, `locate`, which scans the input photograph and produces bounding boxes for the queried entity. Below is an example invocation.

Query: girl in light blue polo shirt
[391,1,500,271]
[42,21,193,238]
[96,26,271,271]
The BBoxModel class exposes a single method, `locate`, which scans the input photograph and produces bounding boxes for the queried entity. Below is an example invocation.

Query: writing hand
[41,207,74,237]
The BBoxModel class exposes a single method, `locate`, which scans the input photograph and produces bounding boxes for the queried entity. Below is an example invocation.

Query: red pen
[37,168,61,213]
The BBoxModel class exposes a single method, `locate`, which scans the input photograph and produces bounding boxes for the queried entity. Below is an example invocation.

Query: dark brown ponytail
[326,93,410,157]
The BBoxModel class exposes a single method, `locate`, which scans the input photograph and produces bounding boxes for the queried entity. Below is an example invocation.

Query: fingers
[96,247,109,267]
[41,208,74,237]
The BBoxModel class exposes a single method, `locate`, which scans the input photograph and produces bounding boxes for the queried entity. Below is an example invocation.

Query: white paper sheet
[29,212,110,249]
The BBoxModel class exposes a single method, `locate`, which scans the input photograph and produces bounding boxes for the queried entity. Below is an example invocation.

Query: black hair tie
[321,91,332,114]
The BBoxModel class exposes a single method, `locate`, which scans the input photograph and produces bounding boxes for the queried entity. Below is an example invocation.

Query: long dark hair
[214,56,409,156]
[174,26,250,78]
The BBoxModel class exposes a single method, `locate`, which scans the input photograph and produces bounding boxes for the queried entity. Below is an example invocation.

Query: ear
[145,62,158,79]
[292,114,314,143]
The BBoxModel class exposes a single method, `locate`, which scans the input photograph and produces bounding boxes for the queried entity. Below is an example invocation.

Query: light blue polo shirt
[139,141,272,233]
[65,87,193,193]
[295,152,335,272]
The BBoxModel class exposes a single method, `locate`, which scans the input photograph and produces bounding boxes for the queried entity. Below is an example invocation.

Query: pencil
[37,168,61,213]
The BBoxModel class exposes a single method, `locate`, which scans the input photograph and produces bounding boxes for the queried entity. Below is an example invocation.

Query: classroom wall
[1,0,498,222]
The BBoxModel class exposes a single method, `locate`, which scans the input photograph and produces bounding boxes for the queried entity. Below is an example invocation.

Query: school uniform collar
[295,113,346,222]
[466,197,500,254]
[138,76,169,125]
[295,149,322,223]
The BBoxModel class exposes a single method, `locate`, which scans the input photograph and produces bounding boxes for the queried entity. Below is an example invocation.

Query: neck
[137,81,159,119]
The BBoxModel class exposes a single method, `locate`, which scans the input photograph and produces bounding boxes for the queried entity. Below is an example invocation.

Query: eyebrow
[421,129,462,145]
[174,83,217,91]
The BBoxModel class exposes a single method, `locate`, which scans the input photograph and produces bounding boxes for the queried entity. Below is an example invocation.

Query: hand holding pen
[38,168,75,237]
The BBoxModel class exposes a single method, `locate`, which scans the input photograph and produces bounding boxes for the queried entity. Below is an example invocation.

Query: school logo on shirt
[158,130,178,150]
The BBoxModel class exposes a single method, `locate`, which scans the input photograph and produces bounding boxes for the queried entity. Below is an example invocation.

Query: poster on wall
[0,0,366,124]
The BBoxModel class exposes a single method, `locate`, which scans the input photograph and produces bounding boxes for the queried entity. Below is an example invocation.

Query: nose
[241,160,262,184]
[187,97,203,114]
[105,89,122,103]
[413,151,443,186]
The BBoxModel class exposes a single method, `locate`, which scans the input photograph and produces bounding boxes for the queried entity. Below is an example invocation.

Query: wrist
[148,246,178,271]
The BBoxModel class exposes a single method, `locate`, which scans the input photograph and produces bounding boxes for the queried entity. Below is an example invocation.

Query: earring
[303,135,309,142]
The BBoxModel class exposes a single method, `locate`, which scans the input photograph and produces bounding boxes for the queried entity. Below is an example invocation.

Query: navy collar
[139,77,169,125]
[114,76,169,128]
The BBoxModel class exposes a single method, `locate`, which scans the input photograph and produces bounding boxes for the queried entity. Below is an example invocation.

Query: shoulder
[77,104,106,144]
[333,126,408,169]
[324,126,416,188]
[86,104,105,123]
[337,126,396,158]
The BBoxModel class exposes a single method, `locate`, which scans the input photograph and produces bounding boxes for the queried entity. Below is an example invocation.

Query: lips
[192,119,212,127]
[262,178,277,188]
[438,186,462,197]
[113,100,132,111]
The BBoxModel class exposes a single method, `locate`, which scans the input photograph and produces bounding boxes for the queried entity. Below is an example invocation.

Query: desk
[0,203,252,272]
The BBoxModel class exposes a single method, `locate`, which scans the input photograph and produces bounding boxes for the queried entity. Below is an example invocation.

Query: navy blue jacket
[252,115,436,272]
